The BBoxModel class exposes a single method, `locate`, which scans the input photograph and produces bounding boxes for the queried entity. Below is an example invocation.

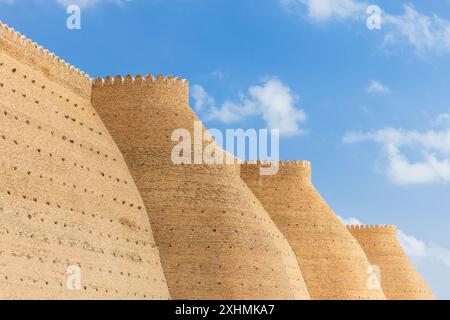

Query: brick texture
[240,161,386,300]
[348,225,435,300]
[0,22,170,300]
[91,76,310,299]
[0,21,435,300]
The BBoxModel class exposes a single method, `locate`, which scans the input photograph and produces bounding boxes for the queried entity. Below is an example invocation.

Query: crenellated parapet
[91,73,192,162]
[347,224,397,234]
[347,224,396,229]
[92,74,189,105]
[348,224,435,300]
[93,74,188,89]
[1,20,434,300]
[91,72,311,300]
[0,22,171,299]
[0,21,92,98]
[241,160,311,179]
[240,160,386,300]
[93,74,188,87]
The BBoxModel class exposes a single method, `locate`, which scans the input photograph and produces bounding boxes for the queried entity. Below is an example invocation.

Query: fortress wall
[0,23,92,99]
[241,161,386,300]
[91,77,310,300]
[243,160,312,180]
[347,225,435,300]
[0,23,170,299]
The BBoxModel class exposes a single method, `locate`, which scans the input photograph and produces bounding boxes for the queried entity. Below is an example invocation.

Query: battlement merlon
[347,224,398,235]
[0,21,93,99]
[240,160,312,179]
[92,74,189,103]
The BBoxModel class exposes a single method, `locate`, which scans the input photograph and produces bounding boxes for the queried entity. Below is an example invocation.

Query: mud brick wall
[241,161,386,300]
[0,22,170,300]
[348,225,434,300]
[91,75,310,300]
[0,20,435,301]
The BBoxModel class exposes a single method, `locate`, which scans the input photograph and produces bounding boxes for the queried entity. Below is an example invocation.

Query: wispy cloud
[344,121,450,185]
[433,112,450,127]
[397,230,450,269]
[337,215,363,225]
[383,5,450,57]
[191,78,307,137]
[280,0,365,21]
[209,70,226,80]
[366,80,390,94]
[280,1,450,57]
[191,84,216,113]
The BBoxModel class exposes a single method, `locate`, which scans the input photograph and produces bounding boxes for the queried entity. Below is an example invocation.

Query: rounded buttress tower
[91,75,310,299]
[0,23,170,299]
[240,161,386,300]
[347,225,435,300]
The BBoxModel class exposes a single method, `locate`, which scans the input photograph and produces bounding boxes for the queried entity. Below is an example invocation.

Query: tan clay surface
[348,225,435,300]
[241,161,386,300]
[0,21,434,301]
[91,76,310,300]
[0,22,170,300]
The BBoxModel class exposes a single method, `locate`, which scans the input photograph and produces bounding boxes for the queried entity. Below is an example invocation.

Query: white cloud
[434,113,450,127]
[386,144,450,185]
[398,236,450,299]
[337,215,363,225]
[366,80,390,94]
[383,5,450,56]
[397,229,428,258]
[191,85,257,124]
[344,127,450,156]
[344,125,450,185]
[398,230,450,268]
[280,0,365,21]
[280,1,450,56]
[191,78,307,137]
[249,78,307,136]
[191,84,215,112]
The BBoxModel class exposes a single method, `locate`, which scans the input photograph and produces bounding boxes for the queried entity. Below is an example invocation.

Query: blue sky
[1,0,450,299]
